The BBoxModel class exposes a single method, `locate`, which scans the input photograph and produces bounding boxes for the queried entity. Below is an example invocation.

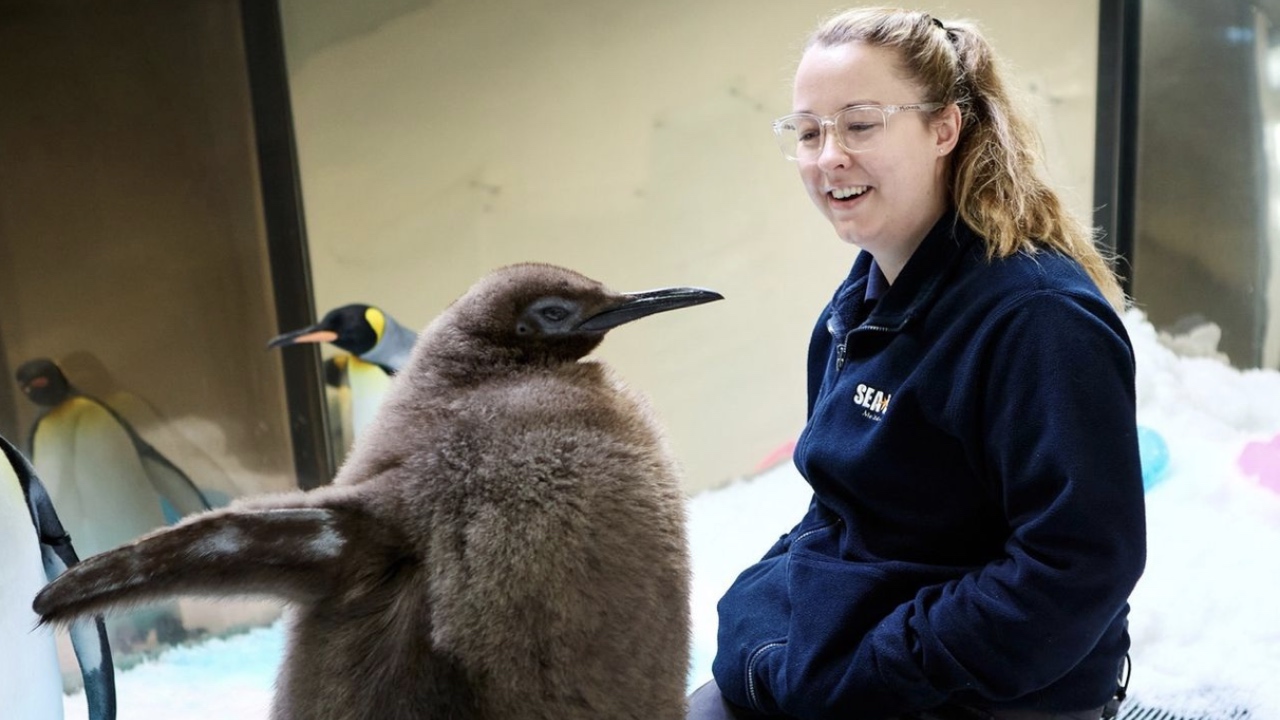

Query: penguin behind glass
[269,303,418,374]
[0,432,115,720]
[269,303,417,446]
[35,263,720,720]
[16,358,211,554]
[59,349,240,508]
[17,359,211,652]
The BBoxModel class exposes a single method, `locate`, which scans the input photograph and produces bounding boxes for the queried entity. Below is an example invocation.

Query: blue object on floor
[1138,425,1170,491]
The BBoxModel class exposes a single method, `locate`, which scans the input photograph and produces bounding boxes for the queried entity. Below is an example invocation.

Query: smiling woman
[695,7,1144,720]
[786,40,960,279]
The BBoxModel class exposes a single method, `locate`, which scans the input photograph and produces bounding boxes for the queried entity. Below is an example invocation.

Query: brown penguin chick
[33,263,721,720]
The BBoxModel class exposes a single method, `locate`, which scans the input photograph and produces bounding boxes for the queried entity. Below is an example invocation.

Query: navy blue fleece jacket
[712,213,1147,718]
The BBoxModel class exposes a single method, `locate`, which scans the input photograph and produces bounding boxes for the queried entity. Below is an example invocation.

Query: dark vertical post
[239,0,334,489]
[1092,0,1143,295]
[0,334,17,443]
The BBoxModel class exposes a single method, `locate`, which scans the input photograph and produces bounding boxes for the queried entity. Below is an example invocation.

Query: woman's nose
[815,128,850,170]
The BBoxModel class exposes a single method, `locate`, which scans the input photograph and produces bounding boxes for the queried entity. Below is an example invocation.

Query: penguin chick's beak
[576,287,724,333]
[267,327,340,350]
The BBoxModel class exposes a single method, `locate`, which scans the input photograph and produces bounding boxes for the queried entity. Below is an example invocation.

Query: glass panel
[0,0,295,674]
[1132,0,1280,368]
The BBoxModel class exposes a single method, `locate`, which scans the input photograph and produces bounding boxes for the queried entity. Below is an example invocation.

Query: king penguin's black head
[268,304,383,356]
[15,357,73,408]
[447,263,723,366]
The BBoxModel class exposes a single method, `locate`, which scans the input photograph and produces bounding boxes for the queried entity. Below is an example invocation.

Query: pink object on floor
[755,439,798,473]
[1237,434,1280,493]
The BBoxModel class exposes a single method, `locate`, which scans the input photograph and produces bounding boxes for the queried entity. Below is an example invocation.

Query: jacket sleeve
[754,291,1147,718]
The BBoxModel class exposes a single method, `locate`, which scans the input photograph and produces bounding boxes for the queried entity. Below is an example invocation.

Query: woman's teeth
[830,186,869,200]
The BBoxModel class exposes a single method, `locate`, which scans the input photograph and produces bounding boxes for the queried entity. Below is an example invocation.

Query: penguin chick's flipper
[0,432,117,720]
[33,503,394,626]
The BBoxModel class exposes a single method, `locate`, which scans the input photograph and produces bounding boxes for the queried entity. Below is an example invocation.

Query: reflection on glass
[0,0,300,675]
[269,303,417,464]
[1132,0,1280,368]
[15,357,225,653]
[17,357,213,538]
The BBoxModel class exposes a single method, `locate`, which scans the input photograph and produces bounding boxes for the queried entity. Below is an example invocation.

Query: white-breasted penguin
[18,359,211,652]
[269,304,417,445]
[16,358,212,556]
[0,431,115,720]
[36,263,721,720]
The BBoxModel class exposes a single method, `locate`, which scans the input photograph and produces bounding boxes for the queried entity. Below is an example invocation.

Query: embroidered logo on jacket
[853,383,892,421]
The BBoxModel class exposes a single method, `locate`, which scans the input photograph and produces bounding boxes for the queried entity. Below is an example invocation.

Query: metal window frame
[241,0,334,489]
[1092,0,1143,296]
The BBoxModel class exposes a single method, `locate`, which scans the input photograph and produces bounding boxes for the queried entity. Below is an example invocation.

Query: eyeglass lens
[776,107,886,159]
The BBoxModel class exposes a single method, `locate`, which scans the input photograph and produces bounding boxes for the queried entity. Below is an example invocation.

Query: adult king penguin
[268,304,417,445]
[0,431,115,720]
[36,263,720,720]
[18,358,212,651]
[16,358,212,556]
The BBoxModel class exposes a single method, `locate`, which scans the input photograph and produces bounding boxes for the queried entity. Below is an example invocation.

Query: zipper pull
[835,343,847,372]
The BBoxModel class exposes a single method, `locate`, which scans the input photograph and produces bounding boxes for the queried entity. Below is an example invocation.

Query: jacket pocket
[782,553,979,681]
[785,551,896,651]
[746,639,787,712]
[713,552,792,709]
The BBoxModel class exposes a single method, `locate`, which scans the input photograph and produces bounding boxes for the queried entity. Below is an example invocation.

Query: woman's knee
[687,681,778,720]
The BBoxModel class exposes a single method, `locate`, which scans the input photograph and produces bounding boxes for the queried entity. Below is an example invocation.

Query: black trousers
[686,681,1106,720]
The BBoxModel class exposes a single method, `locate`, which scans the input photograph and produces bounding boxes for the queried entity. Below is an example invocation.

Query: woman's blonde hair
[807,7,1126,310]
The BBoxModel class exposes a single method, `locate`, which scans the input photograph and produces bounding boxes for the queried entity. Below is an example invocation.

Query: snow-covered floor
[62,310,1280,719]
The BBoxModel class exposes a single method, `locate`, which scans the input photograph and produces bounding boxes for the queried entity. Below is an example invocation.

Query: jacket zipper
[746,641,786,711]
[833,325,891,372]
[793,518,841,545]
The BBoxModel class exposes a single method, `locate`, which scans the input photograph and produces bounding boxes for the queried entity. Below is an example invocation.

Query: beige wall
[279,0,1100,494]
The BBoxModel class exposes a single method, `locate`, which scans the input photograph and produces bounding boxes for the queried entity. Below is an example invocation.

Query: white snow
[60,310,1280,719]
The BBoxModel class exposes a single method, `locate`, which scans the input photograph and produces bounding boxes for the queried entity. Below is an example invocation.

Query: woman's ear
[934,103,962,156]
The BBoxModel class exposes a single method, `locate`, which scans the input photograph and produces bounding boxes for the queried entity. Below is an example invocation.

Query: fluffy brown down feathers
[35,264,721,719]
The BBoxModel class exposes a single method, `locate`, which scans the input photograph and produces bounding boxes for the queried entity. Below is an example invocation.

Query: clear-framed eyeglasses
[771,102,945,161]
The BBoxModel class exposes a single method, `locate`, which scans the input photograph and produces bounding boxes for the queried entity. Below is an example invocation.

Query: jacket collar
[829,210,978,336]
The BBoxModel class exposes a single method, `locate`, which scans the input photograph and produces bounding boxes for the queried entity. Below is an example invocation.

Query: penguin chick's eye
[540,307,569,322]
[516,298,581,338]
